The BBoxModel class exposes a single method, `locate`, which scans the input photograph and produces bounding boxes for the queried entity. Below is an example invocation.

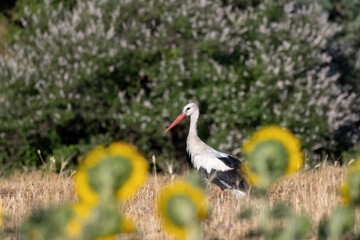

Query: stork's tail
[231,189,247,199]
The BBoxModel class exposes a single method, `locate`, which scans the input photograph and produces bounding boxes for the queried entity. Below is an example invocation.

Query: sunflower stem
[152,155,158,193]
[187,222,201,240]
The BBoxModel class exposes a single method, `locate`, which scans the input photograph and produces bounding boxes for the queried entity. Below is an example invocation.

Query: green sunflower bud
[247,140,288,188]
[87,156,132,199]
[166,194,197,228]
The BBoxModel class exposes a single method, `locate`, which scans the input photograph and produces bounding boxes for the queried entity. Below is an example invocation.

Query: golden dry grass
[0,165,359,239]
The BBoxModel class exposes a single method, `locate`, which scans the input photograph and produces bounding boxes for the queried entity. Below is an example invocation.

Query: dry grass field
[0,164,359,239]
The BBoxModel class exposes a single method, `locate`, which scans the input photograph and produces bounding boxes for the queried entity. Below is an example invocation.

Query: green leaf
[267,215,311,240]
[318,205,356,240]
[238,207,253,220]
[269,202,291,219]
[82,203,122,239]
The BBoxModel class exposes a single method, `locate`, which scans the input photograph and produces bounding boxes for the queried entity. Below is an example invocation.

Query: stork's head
[165,103,199,132]
[182,102,199,116]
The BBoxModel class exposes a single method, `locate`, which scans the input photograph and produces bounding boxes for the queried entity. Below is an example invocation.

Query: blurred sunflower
[242,125,303,188]
[74,142,148,202]
[340,159,360,206]
[108,142,149,200]
[157,180,208,239]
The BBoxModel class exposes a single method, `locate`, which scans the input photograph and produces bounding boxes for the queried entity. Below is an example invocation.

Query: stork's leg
[220,189,224,202]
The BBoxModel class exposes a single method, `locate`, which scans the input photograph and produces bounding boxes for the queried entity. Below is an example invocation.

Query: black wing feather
[198,167,249,191]
[217,155,241,169]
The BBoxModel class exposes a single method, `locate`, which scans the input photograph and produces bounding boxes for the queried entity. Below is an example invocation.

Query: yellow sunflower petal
[74,170,99,206]
[80,145,108,169]
[120,217,135,233]
[349,159,360,174]
[341,159,360,206]
[108,142,139,161]
[66,218,82,238]
[340,182,351,205]
[241,164,259,186]
[72,202,92,218]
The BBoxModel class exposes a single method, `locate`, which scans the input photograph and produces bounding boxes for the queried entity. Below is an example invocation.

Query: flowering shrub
[0,0,359,168]
[318,0,360,160]
[319,0,360,91]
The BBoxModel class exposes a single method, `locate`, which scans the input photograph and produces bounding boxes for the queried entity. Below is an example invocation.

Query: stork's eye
[186,107,190,111]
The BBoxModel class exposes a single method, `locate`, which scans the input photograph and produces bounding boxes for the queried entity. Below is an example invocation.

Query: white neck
[187,109,205,160]
[189,110,199,136]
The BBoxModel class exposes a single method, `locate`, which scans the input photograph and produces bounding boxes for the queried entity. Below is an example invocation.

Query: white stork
[165,103,249,199]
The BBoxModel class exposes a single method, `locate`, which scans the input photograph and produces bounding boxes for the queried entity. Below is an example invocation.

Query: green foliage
[184,172,207,190]
[238,207,253,220]
[14,0,75,14]
[348,173,360,205]
[342,145,360,164]
[0,0,76,44]
[245,202,311,240]
[267,215,311,240]
[268,202,292,219]
[80,203,123,239]
[318,205,356,240]
[0,0,359,169]
[50,145,79,171]
[318,0,360,42]
[20,207,73,240]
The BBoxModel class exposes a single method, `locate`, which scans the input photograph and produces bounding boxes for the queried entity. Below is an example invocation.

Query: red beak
[165,112,187,132]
